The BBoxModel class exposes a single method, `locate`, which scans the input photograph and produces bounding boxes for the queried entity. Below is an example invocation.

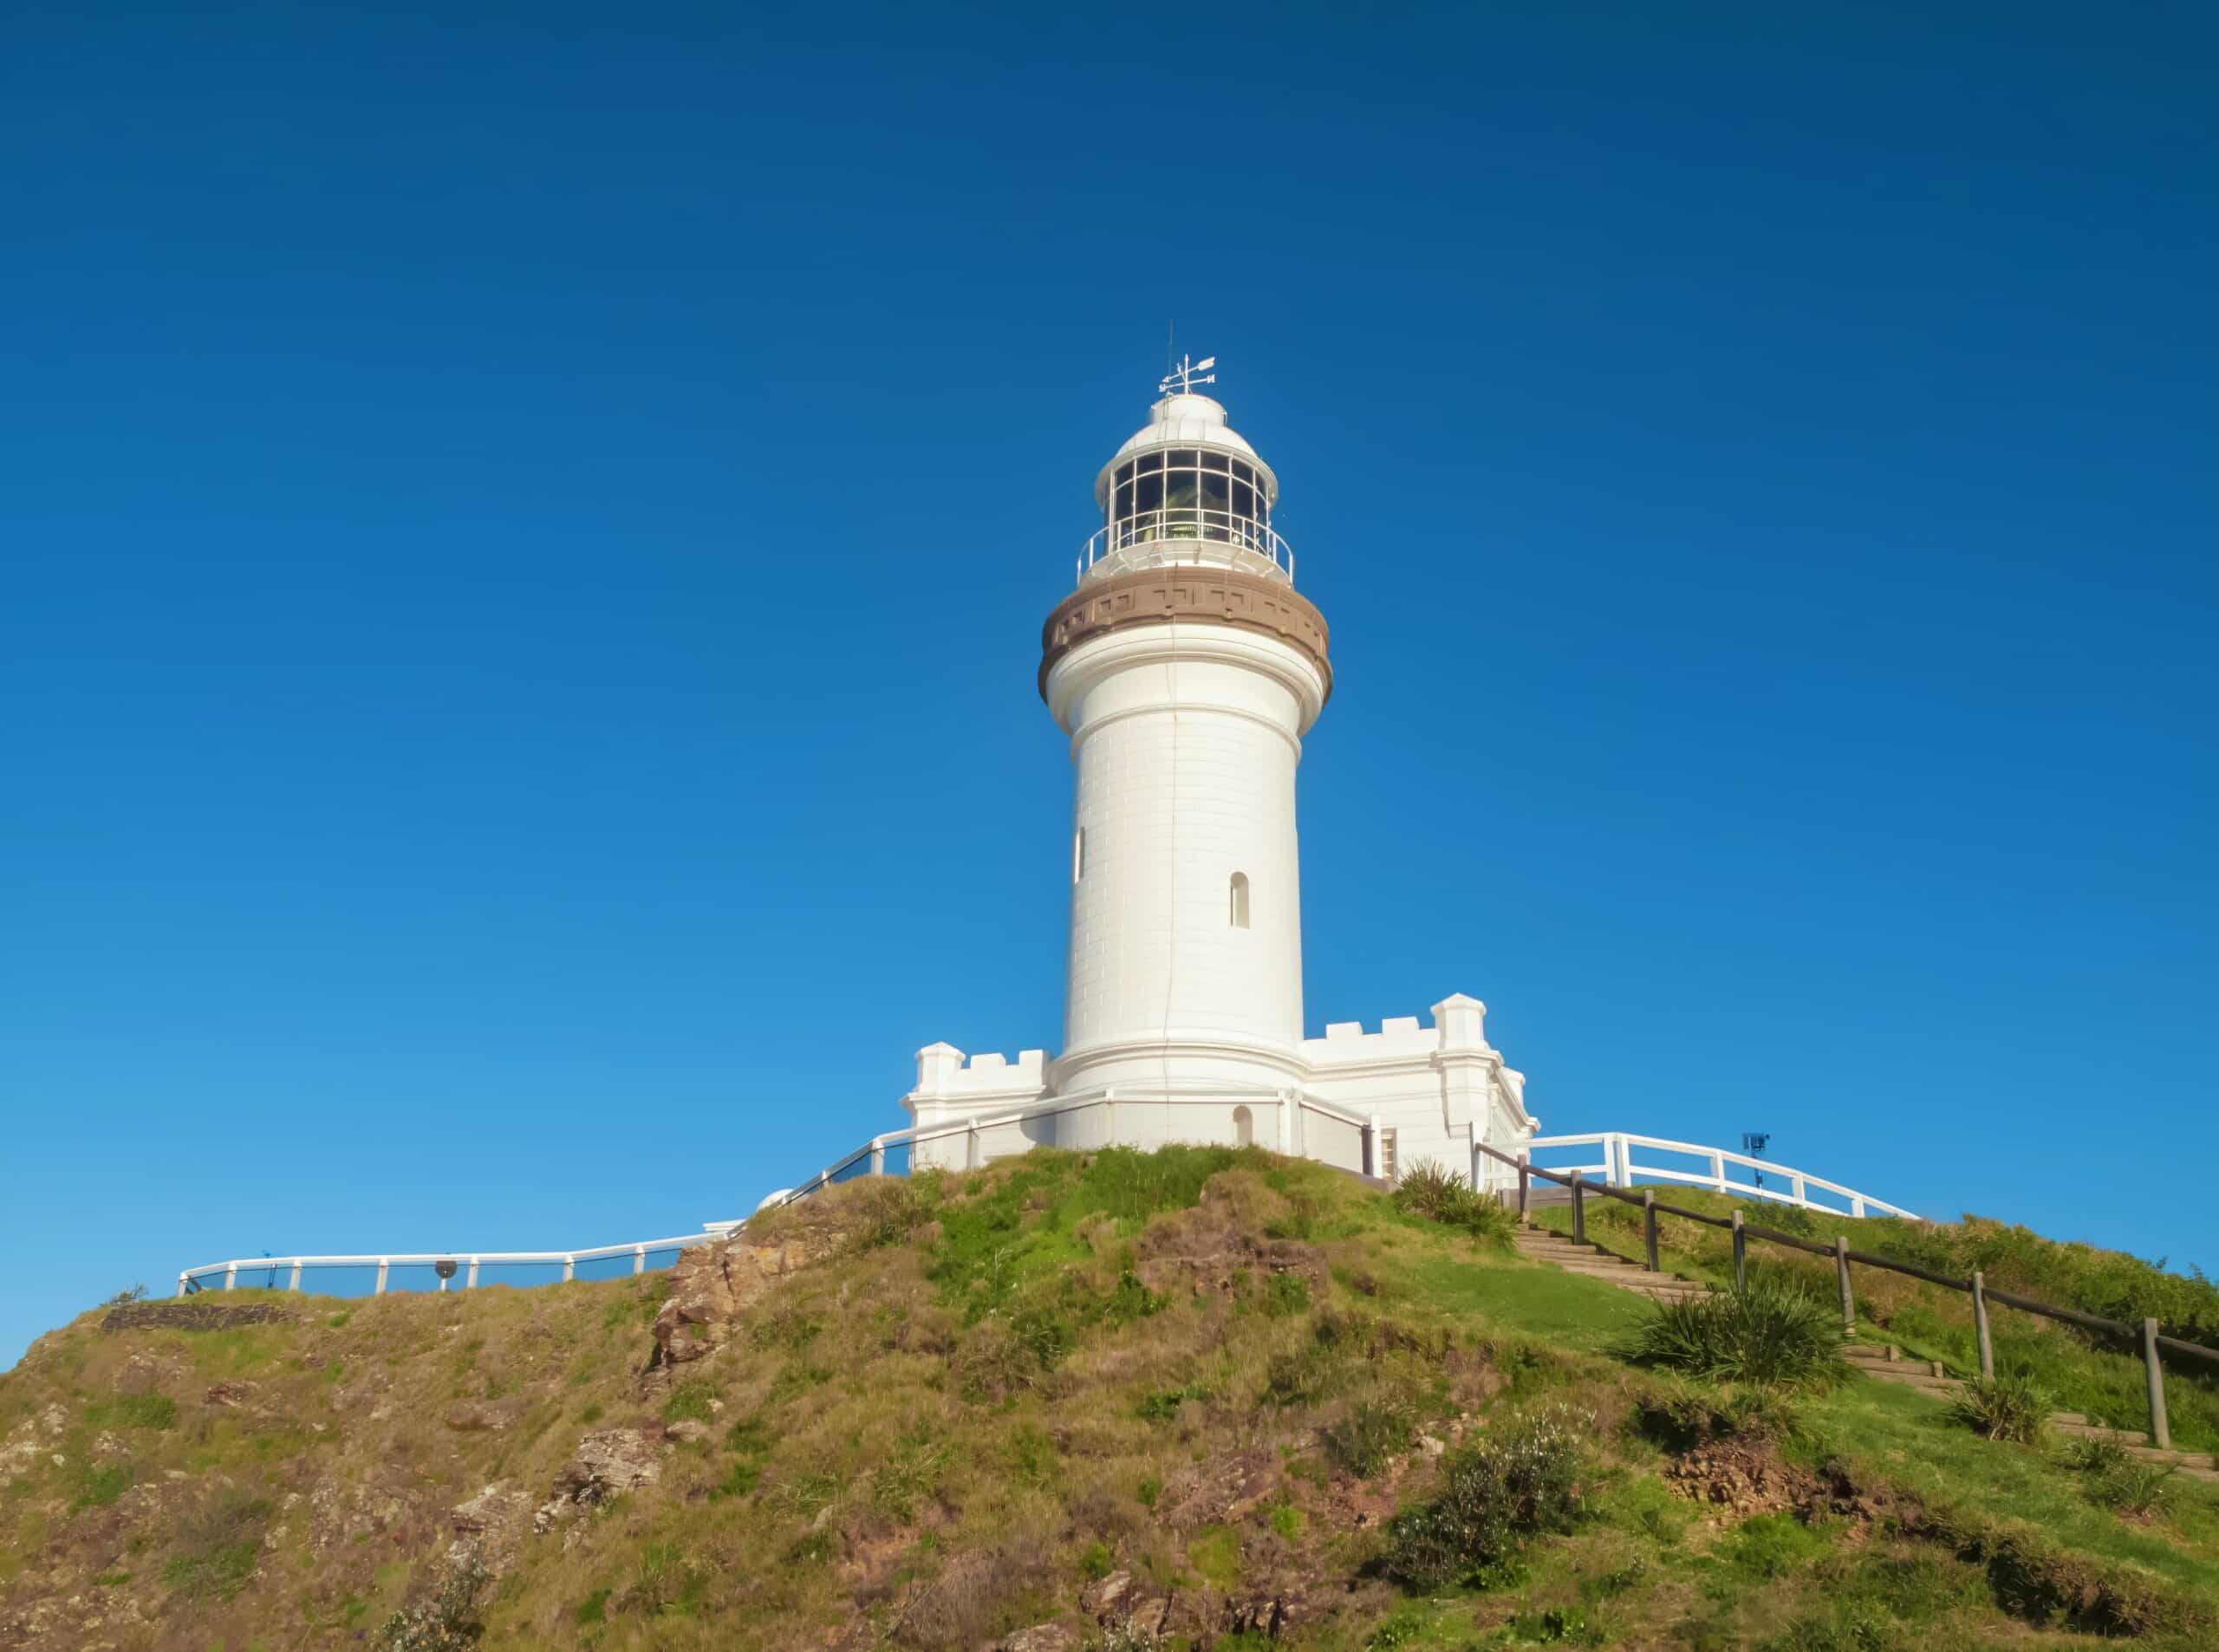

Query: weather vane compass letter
[1158,353,1217,396]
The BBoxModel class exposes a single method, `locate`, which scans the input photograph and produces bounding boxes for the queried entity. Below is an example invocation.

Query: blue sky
[3,2,2213,1367]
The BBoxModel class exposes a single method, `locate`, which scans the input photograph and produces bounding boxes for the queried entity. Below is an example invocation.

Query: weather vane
[1159,353,1217,396]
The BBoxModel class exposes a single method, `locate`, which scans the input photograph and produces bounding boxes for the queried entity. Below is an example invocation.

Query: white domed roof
[1096,393,1279,505]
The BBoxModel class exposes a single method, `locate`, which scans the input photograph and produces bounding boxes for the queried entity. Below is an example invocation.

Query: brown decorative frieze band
[1038,565,1331,699]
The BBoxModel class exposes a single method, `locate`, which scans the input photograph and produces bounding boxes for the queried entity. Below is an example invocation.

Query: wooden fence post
[1970,1271,1995,1381]
[1731,1209,1747,1292]
[1833,1237,1854,1335]
[1570,1170,1585,1246]
[1643,1189,1660,1272]
[1517,1152,1531,1220]
[2143,1318,2171,1451]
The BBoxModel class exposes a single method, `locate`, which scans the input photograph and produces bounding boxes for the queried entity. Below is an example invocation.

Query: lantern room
[1078,388,1292,585]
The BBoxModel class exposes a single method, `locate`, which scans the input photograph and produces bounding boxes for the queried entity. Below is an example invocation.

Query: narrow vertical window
[1229,871,1249,927]
[1072,829,1085,885]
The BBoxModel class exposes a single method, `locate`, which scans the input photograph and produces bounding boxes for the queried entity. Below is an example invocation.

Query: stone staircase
[1514,1223,2219,1484]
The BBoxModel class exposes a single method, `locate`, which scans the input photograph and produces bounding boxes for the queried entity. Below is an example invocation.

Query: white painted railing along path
[177,1114,1916,1298]
[1513,1131,1920,1221]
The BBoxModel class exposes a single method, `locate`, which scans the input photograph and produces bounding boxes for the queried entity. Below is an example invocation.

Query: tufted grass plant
[1393,1159,1518,1243]
[1950,1369,2052,1443]
[1622,1272,1847,1389]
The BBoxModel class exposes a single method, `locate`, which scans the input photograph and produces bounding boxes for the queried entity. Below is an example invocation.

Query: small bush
[1137,1382,1213,1422]
[1393,1160,1516,1241]
[1264,1273,1311,1317]
[1380,1404,1592,1590]
[1322,1396,1414,1479]
[1622,1274,1845,1389]
[2056,1437,2172,1515]
[852,1173,942,1252]
[1950,1370,2049,1443]
[101,1284,149,1307]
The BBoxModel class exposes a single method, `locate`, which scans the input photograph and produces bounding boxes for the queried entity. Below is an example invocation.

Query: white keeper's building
[901,363,1538,1187]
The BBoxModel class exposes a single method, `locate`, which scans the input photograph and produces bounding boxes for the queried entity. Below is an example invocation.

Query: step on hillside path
[1512,1222,2219,1484]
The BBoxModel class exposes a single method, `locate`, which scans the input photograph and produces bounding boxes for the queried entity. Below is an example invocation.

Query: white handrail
[176,1232,717,1297]
[176,1120,1916,1299]
[1520,1131,1919,1220]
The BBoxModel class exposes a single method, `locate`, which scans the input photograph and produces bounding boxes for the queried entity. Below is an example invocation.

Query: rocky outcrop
[1080,1568,1318,1645]
[100,1301,294,1333]
[648,1220,843,1367]
[534,1428,667,1537]
[448,1482,532,1571]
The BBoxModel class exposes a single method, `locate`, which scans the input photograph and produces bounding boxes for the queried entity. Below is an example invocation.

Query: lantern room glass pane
[1168,450,1199,469]
[1232,460,1253,486]
[1231,479,1254,517]
[1199,471,1229,512]
[1165,471,1198,510]
[1116,462,1134,488]
[1136,452,1162,474]
[1202,451,1229,472]
[1136,472,1162,511]
[1116,482,1134,517]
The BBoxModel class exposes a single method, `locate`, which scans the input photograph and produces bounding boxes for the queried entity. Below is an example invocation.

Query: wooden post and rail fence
[1479,1141,2216,1454]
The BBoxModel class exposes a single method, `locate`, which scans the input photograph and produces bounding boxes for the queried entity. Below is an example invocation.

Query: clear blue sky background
[3,3,2212,1368]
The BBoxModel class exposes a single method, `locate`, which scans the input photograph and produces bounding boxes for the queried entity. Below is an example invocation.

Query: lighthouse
[904,360,1535,1186]
[1044,364,1327,1099]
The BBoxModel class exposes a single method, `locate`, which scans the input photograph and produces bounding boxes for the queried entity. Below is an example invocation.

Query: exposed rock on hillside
[648,1212,845,1368]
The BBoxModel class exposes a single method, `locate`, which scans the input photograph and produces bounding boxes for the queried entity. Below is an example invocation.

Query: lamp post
[1741,1132,1771,1189]
[434,1259,459,1293]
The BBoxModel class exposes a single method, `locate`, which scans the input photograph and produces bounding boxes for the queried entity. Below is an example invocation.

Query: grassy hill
[5,1147,2219,1651]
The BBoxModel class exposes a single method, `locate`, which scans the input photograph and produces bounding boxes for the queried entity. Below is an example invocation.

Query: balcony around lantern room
[1077,509,1295,586]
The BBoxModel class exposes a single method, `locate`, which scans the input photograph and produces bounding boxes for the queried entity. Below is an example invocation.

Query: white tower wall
[1046,626,1325,1095]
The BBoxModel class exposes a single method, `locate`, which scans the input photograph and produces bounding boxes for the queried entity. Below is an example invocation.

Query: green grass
[1530,1188,2219,1452]
[8,1147,2219,1652]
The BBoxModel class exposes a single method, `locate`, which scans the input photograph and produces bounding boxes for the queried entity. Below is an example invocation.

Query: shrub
[2059,1437,2172,1515]
[1950,1370,2050,1443]
[852,1172,942,1252]
[101,1284,149,1307]
[1622,1274,1845,1389]
[1321,1395,1414,1479]
[2088,1459,2172,1517]
[1380,1405,1591,1590]
[1393,1160,1516,1241]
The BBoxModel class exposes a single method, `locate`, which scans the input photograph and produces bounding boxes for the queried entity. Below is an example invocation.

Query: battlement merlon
[901,1043,1052,1127]
[1298,994,1534,1140]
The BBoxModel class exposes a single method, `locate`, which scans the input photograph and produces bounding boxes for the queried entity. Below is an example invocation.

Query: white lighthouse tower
[903,360,1536,1185]
[1046,364,1326,1100]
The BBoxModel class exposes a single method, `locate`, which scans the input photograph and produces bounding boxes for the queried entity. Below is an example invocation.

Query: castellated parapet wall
[897,992,1535,1181]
